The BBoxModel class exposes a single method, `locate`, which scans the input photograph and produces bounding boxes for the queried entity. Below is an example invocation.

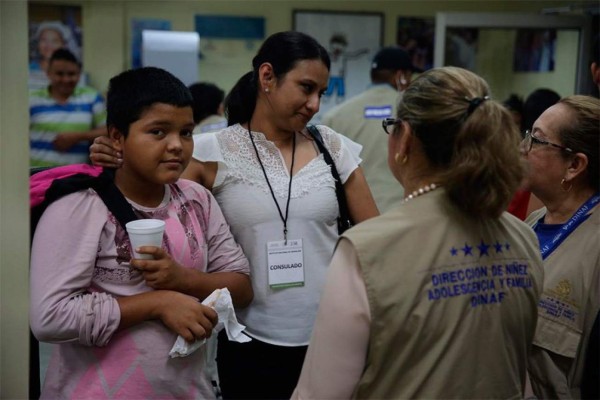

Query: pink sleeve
[30,190,121,346]
[204,190,250,275]
[292,238,371,399]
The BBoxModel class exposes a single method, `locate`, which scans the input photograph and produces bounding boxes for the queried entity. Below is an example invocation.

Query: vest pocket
[533,314,581,358]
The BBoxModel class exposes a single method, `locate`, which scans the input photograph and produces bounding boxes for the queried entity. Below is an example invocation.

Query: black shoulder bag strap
[306,125,353,234]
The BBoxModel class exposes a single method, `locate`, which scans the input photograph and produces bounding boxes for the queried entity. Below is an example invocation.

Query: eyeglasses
[382,118,402,135]
[522,130,573,154]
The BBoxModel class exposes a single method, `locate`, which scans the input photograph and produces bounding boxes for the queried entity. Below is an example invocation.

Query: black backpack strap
[92,169,138,229]
[31,168,137,236]
[306,125,353,234]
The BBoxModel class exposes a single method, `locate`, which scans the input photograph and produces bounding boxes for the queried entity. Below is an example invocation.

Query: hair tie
[465,95,490,116]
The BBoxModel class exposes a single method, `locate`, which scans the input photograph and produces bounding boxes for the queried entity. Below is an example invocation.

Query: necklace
[402,183,439,203]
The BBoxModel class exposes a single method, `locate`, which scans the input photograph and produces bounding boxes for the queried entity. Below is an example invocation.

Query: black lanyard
[248,123,296,242]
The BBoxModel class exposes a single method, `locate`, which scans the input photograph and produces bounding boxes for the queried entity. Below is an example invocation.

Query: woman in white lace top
[183,31,378,399]
[90,31,378,399]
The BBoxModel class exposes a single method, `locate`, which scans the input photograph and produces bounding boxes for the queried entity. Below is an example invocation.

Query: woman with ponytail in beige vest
[293,67,544,399]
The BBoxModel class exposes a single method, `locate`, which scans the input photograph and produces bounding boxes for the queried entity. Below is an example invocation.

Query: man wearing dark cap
[322,46,421,212]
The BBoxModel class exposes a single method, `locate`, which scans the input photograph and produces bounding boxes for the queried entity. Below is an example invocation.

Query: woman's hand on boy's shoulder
[89,136,122,168]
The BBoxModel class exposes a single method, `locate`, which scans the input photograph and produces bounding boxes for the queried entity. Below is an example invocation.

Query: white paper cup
[125,219,166,260]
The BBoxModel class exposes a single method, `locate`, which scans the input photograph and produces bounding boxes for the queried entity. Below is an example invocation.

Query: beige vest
[526,205,600,398]
[344,189,544,399]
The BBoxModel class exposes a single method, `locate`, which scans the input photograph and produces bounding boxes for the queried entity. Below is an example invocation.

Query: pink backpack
[30,164,136,238]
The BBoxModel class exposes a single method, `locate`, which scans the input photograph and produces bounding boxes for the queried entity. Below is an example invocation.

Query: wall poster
[28,3,83,89]
[293,10,384,121]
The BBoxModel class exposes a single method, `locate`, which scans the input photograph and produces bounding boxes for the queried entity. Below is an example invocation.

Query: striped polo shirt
[29,86,106,167]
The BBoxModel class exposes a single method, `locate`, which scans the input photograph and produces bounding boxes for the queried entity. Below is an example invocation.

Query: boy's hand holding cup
[126,219,166,260]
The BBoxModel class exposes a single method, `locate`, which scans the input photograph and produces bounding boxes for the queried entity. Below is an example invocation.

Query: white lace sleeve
[315,124,363,183]
[192,131,228,187]
[193,131,223,162]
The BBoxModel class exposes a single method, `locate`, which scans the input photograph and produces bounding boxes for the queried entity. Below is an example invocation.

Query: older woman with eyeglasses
[292,67,544,399]
[520,95,600,399]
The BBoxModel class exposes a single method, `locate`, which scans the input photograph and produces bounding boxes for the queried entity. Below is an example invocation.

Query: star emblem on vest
[477,240,490,257]
[494,241,503,253]
[450,241,511,257]
[462,243,473,256]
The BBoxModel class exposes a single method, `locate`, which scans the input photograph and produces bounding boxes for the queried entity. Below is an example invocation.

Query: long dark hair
[225,31,330,125]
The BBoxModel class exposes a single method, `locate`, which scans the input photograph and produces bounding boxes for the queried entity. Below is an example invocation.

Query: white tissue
[169,288,251,358]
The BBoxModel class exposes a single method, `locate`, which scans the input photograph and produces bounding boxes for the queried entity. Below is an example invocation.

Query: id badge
[267,239,304,289]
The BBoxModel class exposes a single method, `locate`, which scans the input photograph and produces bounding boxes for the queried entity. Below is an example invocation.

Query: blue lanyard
[536,193,600,260]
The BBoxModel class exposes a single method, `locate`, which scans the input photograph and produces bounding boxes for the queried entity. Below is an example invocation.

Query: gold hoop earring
[401,155,408,165]
[560,178,573,192]
[394,153,401,164]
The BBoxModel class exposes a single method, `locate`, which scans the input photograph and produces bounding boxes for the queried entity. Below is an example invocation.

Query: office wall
[478,28,579,100]
[1,1,30,398]
[77,0,583,94]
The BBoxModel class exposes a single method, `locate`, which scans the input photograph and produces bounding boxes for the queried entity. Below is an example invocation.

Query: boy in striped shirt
[29,48,106,167]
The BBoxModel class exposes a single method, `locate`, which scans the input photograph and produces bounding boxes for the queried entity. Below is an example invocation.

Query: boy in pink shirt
[30,67,252,399]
